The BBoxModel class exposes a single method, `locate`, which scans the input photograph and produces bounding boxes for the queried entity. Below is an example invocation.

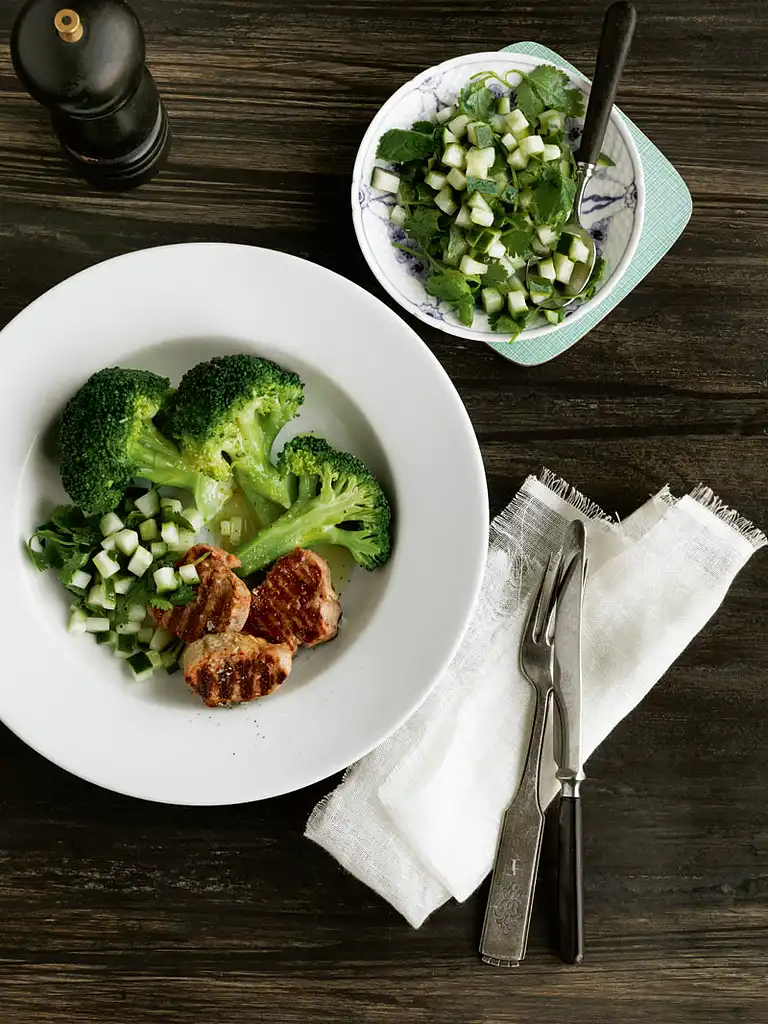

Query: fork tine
[531,547,565,642]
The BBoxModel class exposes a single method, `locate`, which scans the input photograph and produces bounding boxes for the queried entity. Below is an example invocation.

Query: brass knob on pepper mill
[11,0,172,189]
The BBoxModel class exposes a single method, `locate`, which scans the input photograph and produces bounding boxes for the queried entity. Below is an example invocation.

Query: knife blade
[553,519,587,965]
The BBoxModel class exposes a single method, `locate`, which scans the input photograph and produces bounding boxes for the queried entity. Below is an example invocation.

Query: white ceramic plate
[353,50,644,346]
[0,243,488,805]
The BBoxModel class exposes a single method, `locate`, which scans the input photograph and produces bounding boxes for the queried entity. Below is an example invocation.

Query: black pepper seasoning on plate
[10,0,171,189]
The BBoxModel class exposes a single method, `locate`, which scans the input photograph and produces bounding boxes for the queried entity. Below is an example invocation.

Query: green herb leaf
[411,120,435,135]
[424,266,472,303]
[161,509,195,532]
[465,176,498,197]
[576,256,606,302]
[515,80,545,124]
[404,206,443,248]
[459,81,496,121]
[455,295,476,326]
[488,307,537,341]
[480,262,512,292]
[377,128,436,163]
[500,214,534,259]
[532,165,577,225]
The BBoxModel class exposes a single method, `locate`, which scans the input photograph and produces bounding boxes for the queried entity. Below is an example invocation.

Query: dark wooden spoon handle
[579,2,637,166]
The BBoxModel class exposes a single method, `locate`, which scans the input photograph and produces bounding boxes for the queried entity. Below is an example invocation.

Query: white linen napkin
[305,470,766,927]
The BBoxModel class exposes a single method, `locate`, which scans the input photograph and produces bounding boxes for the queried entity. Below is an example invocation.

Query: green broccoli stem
[234,461,295,509]
[236,496,350,576]
[132,424,231,523]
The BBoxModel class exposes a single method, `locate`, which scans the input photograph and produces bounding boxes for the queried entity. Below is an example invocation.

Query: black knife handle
[557,792,584,964]
[579,1,637,167]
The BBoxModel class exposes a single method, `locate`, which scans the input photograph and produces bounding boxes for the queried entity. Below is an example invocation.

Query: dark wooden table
[1,1,766,1021]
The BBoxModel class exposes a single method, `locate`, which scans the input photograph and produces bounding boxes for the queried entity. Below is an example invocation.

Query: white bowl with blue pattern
[352,51,644,349]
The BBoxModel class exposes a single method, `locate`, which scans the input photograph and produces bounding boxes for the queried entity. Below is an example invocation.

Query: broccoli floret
[166,355,304,511]
[58,367,232,521]
[236,434,392,576]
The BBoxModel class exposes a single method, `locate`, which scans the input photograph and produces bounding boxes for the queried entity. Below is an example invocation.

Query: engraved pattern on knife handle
[480,688,551,966]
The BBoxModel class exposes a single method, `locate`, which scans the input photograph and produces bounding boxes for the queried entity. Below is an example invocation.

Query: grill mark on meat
[246,549,340,650]
[183,633,293,707]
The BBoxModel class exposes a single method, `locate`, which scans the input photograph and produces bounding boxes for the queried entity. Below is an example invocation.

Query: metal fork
[480,548,564,967]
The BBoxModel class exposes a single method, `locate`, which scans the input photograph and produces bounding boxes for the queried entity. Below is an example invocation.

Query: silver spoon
[525,1,637,310]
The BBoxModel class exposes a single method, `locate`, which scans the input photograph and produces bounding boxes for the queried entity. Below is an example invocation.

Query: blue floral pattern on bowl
[352,51,645,346]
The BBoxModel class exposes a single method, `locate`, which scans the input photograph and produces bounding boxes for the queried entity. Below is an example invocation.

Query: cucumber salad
[370,65,607,341]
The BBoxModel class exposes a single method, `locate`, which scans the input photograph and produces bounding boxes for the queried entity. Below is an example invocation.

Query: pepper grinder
[11,0,172,189]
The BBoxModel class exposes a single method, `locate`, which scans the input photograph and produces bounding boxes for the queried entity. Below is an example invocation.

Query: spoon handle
[579,2,637,167]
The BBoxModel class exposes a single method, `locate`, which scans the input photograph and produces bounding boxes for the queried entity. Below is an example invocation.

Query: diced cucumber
[553,253,575,285]
[505,109,529,134]
[497,95,511,115]
[149,628,173,653]
[147,651,165,670]
[507,290,528,315]
[64,568,92,591]
[160,497,183,515]
[487,240,506,259]
[447,114,470,137]
[85,616,111,633]
[436,105,456,124]
[442,143,466,169]
[489,114,506,133]
[481,288,504,315]
[539,109,566,134]
[161,647,181,672]
[536,225,559,247]
[500,132,518,152]
[93,550,120,579]
[127,545,153,577]
[181,505,202,532]
[544,308,566,325]
[153,566,179,593]
[498,256,519,276]
[469,207,494,227]
[371,167,400,194]
[508,274,526,292]
[425,170,448,191]
[459,255,488,276]
[96,630,118,647]
[228,518,243,546]
[161,522,179,547]
[442,128,458,146]
[100,512,124,537]
[506,254,527,272]
[138,626,154,645]
[467,191,492,213]
[178,564,200,585]
[434,187,458,215]
[529,276,554,304]
[466,150,492,178]
[176,530,196,551]
[389,205,407,228]
[569,236,592,263]
[139,518,159,542]
[537,259,557,282]
[532,237,551,257]
[597,151,616,167]
[114,529,139,557]
[474,124,493,149]
[514,127,532,142]
[68,608,88,635]
[519,135,545,158]
[508,149,528,170]
[128,652,154,681]
[455,205,473,228]
[117,621,142,636]
[117,632,137,655]
[564,260,593,296]
[127,603,147,622]
[134,489,160,517]
[446,168,467,191]
[466,121,480,146]
[114,575,134,595]
[518,188,534,209]
[219,519,231,537]
[100,533,118,552]
[541,144,561,162]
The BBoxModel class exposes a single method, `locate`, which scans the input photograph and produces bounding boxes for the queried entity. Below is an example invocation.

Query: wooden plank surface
[0,0,766,1021]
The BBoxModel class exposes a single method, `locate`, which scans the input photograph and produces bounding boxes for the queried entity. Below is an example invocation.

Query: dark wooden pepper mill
[11,0,171,189]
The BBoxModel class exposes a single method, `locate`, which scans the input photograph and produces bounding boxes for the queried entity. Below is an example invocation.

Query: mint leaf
[465,176,498,197]
[377,128,435,163]
[425,267,472,303]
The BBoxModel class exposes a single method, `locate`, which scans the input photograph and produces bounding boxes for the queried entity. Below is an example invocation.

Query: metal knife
[553,519,588,965]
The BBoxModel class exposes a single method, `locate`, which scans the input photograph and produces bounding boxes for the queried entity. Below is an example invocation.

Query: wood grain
[0,0,767,1021]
